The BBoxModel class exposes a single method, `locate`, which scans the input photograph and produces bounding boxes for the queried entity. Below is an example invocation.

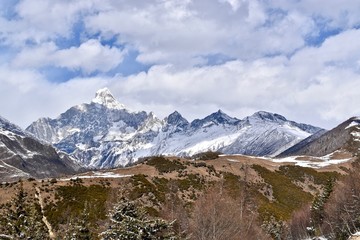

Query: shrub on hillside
[321,170,360,239]
[252,165,313,220]
[44,184,109,230]
[145,156,186,174]
[190,185,269,240]
[100,198,178,240]
[192,151,221,160]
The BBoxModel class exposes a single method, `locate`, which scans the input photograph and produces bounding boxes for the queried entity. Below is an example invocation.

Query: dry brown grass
[0,153,351,204]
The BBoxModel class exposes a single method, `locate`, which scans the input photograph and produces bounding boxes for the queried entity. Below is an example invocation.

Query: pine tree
[309,178,334,236]
[0,183,50,239]
[63,205,92,240]
[100,199,177,240]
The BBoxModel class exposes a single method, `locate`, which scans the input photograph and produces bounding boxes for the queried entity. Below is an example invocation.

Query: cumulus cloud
[1,0,360,130]
[274,0,360,30]
[0,0,102,46]
[106,29,360,128]
[84,0,314,65]
[12,39,125,74]
[0,66,111,127]
[222,0,242,11]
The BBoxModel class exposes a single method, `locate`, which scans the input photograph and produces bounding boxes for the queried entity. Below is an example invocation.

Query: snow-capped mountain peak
[208,110,240,124]
[345,117,360,129]
[191,110,240,128]
[92,87,126,109]
[165,111,189,127]
[0,115,29,137]
[138,112,163,133]
[350,116,360,122]
[246,111,287,123]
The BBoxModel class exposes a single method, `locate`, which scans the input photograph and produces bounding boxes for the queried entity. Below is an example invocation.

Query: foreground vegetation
[0,155,359,239]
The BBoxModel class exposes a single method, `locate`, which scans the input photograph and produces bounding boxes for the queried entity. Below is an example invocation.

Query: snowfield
[61,171,133,180]
[271,156,351,168]
[223,150,353,169]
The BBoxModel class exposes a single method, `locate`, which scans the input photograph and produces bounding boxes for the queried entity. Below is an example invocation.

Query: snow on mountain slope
[278,117,360,158]
[92,87,126,109]
[0,115,80,181]
[0,115,31,138]
[153,115,246,156]
[26,88,323,169]
[220,112,320,157]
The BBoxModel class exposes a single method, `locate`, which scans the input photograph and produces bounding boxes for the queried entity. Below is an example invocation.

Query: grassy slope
[0,155,345,237]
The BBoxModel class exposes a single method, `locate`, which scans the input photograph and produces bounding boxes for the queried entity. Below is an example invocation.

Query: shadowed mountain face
[278,117,360,158]
[0,116,80,181]
[26,89,322,169]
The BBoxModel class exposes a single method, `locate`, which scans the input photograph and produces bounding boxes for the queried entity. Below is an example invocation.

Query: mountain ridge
[26,88,323,168]
[0,115,81,181]
[277,117,360,158]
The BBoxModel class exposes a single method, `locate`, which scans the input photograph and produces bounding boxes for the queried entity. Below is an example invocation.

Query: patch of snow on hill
[303,236,328,240]
[346,121,360,129]
[272,156,351,168]
[349,232,360,240]
[222,153,350,168]
[351,131,360,141]
[62,172,133,180]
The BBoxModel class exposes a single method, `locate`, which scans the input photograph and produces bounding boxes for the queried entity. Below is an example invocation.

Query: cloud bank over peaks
[0,0,360,130]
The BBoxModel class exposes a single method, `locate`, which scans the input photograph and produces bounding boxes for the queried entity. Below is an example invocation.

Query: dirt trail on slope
[35,187,56,239]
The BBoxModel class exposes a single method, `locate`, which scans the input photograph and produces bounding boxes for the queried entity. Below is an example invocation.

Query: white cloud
[12,39,125,74]
[1,0,360,131]
[0,0,102,46]
[104,29,360,128]
[2,36,360,129]
[0,65,47,93]
[84,0,315,65]
[53,40,125,74]
[0,66,110,128]
[219,0,242,12]
[277,0,360,29]
[2,0,360,65]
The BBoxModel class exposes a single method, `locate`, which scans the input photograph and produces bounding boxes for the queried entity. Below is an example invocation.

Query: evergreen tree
[309,178,334,236]
[63,205,92,240]
[100,199,177,240]
[0,183,50,239]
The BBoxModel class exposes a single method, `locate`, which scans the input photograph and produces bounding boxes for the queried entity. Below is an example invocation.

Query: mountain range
[26,88,322,168]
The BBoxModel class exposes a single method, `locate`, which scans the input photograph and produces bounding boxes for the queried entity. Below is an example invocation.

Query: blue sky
[1,0,360,129]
